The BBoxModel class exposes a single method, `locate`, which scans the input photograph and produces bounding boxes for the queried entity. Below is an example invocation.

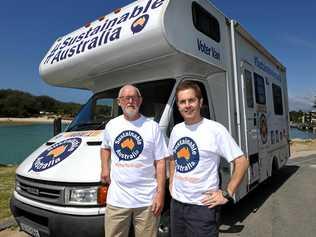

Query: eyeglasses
[118,96,140,102]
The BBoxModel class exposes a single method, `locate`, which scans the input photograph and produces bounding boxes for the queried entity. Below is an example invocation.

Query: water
[289,127,316,140]
[0,123,67,165]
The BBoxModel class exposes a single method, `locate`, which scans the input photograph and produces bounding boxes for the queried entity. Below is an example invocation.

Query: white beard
[123,107,138,117]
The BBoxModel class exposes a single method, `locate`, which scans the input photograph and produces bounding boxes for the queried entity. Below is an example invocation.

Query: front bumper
[10,196,104,237]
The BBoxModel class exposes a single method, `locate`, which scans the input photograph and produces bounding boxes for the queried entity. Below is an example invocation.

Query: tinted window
[254,73,266,105]
[137,79,176,120]
[244,69,254,108]
[272,83,283,115]
[192,2,220,42]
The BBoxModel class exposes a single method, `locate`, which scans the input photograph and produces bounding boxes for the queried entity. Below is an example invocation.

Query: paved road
[219,155,316,237]
[1,155,316,237]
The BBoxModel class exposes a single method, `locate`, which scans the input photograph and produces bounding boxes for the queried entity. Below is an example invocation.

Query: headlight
[65,186,98,205]
[16,180,21,192]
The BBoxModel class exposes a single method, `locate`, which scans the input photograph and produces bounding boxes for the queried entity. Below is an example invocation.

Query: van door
[253,72,269,182]
[241,62,260,188]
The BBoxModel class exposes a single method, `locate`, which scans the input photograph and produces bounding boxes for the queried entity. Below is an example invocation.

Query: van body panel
[16,131,103,183]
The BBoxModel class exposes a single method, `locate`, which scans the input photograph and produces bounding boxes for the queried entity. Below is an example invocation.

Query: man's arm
[226,155,249,196]
[100,148,111,184]
[168,157,175,194]
[201,155,249,208]
[152,158,166,216]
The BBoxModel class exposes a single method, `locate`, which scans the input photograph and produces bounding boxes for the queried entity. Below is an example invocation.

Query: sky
[0,0,315,111]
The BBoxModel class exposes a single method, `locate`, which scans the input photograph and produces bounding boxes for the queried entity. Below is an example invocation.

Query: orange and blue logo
[30,138,82,172]
[131,14,149,34]
[173,137,199,173]
[114,130,143,161]
[259,114,268,144]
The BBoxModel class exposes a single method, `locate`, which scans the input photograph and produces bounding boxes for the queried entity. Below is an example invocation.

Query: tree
[289,110,304,123]
[0,89,81,118]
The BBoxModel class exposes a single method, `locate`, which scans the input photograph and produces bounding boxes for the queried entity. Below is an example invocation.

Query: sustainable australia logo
[131,14,149,34]
[114,130,144,161]
[30,138,82,172]
[173,137,199,173]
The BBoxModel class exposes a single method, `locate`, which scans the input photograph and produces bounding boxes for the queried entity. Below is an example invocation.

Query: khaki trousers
[105,204,160,237]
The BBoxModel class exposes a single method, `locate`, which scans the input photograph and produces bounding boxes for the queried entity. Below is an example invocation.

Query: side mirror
[53,117,62,136]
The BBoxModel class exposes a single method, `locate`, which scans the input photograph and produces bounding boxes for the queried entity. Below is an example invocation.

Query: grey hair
[118,84,142,97]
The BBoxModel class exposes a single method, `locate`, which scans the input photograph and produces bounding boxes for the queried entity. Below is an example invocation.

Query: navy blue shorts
[170,198,219,237]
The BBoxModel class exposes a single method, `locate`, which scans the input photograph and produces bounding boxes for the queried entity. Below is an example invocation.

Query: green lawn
[0,166,16,220]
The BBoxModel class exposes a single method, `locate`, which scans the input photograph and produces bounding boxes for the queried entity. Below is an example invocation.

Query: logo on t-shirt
[114,130,144,161]
[30,138,82,172]
[173,137,199,173]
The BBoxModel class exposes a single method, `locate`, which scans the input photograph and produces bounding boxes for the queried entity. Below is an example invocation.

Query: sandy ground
[290,139,316,158]
[0,229,28,237]
[0,117,72,124]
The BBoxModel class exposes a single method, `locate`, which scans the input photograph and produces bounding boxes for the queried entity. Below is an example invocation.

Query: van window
[244,69,254,108]
[272,83,283,115]
[66,79,175,131]
[254,73,266,105]
[138,79,176,120]
[192,2,220,43]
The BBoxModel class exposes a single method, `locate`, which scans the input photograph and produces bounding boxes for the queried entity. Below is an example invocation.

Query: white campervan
[11,0,289,236]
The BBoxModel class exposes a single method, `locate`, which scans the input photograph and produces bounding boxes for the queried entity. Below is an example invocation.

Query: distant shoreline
[0,117,72,124]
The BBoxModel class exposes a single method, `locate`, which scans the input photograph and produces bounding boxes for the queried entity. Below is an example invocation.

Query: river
[0,123,67,165]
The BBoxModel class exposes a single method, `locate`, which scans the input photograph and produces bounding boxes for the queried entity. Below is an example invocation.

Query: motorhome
[11,0,289,236]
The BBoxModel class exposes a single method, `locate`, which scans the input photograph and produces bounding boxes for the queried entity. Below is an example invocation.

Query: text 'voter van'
[10,0,289,236]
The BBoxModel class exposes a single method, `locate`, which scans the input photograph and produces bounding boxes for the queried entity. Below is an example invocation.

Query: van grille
[16,176,65,205]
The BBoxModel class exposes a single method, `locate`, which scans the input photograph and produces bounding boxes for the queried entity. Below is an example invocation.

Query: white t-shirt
[101,115,168,208]
[168,118,244,205]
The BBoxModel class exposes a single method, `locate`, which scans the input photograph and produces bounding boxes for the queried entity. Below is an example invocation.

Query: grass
[0,166,16,220]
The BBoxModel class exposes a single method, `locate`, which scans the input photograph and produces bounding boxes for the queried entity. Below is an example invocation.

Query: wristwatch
[222,190,234,202]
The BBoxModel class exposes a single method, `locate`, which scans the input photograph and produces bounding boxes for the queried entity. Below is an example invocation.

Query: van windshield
[66,79,175,132]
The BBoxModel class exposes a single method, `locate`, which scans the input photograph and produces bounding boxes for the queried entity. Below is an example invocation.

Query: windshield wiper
[67,121,106,132]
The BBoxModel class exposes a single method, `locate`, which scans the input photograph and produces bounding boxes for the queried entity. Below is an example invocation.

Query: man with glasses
[168,81,249,237]
[100,84,168,237]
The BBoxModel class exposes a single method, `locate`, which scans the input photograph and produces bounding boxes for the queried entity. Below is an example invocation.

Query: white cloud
[289,95,315,111]
[284,34,316,50]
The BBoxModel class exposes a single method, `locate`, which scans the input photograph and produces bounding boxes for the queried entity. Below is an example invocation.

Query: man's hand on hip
[201,189,229,208]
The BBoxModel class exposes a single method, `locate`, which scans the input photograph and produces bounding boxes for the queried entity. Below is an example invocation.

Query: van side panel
[234,25,289,194]
[163,0,227,71]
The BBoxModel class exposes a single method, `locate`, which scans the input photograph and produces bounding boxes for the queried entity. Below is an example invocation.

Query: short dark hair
[175,81,202,101]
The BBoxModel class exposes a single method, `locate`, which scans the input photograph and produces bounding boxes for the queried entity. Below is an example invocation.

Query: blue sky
[0,0,315,111]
